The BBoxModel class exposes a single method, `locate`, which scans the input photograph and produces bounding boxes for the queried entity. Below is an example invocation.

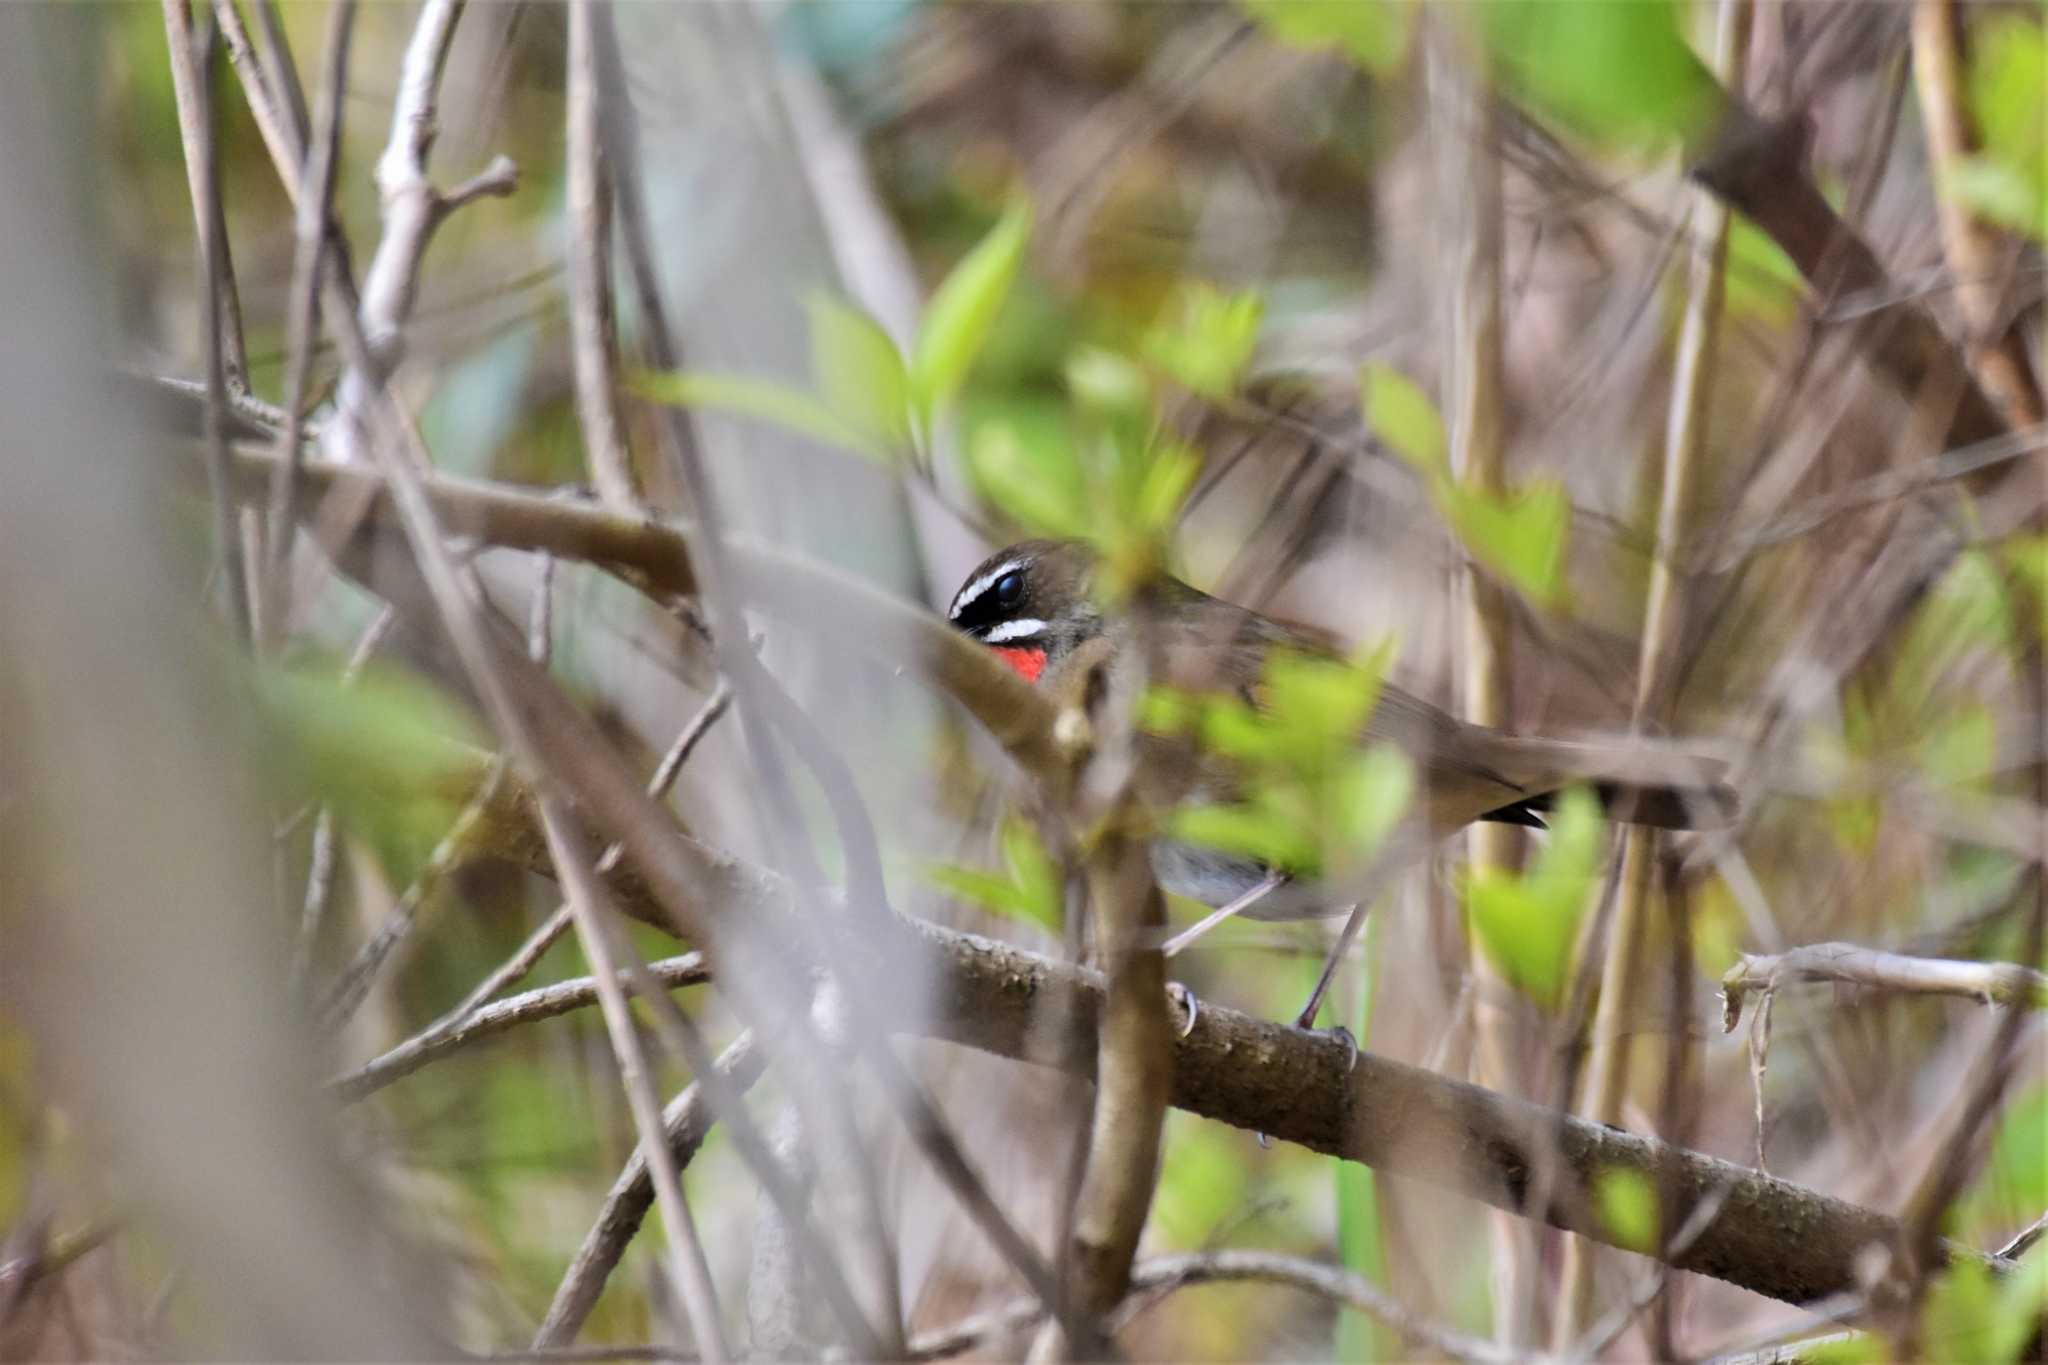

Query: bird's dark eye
[992,570,1024,609]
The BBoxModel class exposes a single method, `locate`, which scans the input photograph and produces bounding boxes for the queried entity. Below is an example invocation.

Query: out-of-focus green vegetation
[5,0,2042,1359]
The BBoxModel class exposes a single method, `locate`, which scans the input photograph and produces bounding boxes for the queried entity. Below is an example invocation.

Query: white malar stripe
[948,557,1026,619]
[981,618,1047,644]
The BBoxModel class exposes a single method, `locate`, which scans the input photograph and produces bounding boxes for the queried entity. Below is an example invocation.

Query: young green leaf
[807,295,911,450]
[259,659,490,882]
[1465,787,1603,1009]
[1240,0,1412,76]
[1593,1166,1659,1254]
[1362,363,1448,476]
[967,420,1091,537]
[925,819,1063,933]
[1140,283,1265,400]
[912,196,1034,429]
[636,370,889,463]
[1444,479,1573,610]
[1477,0,1718,148]
[1957,15,2048,243]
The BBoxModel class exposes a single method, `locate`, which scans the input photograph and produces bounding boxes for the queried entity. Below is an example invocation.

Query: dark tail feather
[1482,780,1736,832]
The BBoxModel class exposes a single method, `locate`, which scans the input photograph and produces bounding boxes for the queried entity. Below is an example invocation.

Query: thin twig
[1430,23,1531,1347]
[355,682,731,1088]
[175,3,253,643]
[1911,0,2047,429]
[312,258,889,1356]
[160,0,250,386]
[262,0,354,640]
[538,797,728,1363]
[925,1249,1522,1365]
[536,1032,764,1348]
[1722,943,2048,1030]
[210,0,299,193]
[316,757,511,1032]
[565,0,635,509]
[1561,4,1751,1341]
[247,0,310,153]
[330,952,709,1102]
[326,0,517,463]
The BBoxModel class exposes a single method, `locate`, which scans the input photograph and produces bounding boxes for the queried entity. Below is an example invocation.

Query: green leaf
[1140,283,1265,400]
[1128,437,1202,539]
[1169,799,1320,876]
[807,295,910,450]
[1362,363,1447,476]
[925,819,1063,932]
[1065,346,1153,422]
[259,659,490,882]
[1724,212,1805,324]
[1960,14,2048,244]
[912,196,1034,428]
[1949,159,2048,242]
[1593,1166,1659,1254]
[1993,1252,2048,1364]
[1333,747,1414,856]
[966,419,1090,536]
[1153,1113,1251,1247]
[1922,1257,2002,1363]
[1477,0,1718,147]
[1973,1082,2048,1229]
[1240,0,1413,76]
[1801,1337,1884,1365]
[1920,703,1998,789]
[636,370,888,463]
[1444,479,1573,609]
[1465,788,1603,1009]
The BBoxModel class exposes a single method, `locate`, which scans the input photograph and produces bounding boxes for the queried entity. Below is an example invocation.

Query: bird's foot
[1293,1019,1358,1073]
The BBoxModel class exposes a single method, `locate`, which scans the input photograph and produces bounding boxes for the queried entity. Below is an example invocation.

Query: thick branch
[436,781,2003,1313]
[218,444,1063,780]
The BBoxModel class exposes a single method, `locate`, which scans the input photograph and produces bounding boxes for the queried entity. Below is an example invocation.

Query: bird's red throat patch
[991,646,1048,684]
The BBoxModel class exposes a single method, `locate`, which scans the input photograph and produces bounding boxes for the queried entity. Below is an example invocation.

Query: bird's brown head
[946,539,1104,684]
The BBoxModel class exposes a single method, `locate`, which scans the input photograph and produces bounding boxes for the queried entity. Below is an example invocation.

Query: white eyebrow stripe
[982,618,1047,644]
[948,557,1027,619]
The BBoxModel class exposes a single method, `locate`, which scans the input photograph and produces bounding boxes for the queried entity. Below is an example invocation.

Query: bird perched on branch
[946,538,1735,1031]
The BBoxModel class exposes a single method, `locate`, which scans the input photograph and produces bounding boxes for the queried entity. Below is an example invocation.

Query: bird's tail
[1475,735,1738,831]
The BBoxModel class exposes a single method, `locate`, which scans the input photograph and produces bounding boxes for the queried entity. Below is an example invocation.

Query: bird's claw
[1168,982,1199,1039]
[1293,1017,1358,1073]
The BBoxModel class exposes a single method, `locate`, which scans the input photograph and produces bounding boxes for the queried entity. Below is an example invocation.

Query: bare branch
[536,1032,764,1348]
[565,0,635,509]
[453,679,732,1017]
[315,757,510,1032]
[329,952,709,1103]
[926,1249,1524,1364]
[1911,0,2048,430]
[262,0,354,638]
[210,0,300,195]
[537,797,729,1364]
[159,0,250,386]
[164,2,254,642]
[1722,943,2048,1030]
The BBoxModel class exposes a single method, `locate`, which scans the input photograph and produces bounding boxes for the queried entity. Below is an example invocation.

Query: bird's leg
[1292,902,1370,1066]
[1160,869,1288,958]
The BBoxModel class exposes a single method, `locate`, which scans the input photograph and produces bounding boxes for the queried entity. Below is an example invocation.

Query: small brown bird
[948,539,1734,1026]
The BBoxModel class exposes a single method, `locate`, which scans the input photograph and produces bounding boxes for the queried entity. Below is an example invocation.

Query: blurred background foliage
[4,0,2044,1359]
